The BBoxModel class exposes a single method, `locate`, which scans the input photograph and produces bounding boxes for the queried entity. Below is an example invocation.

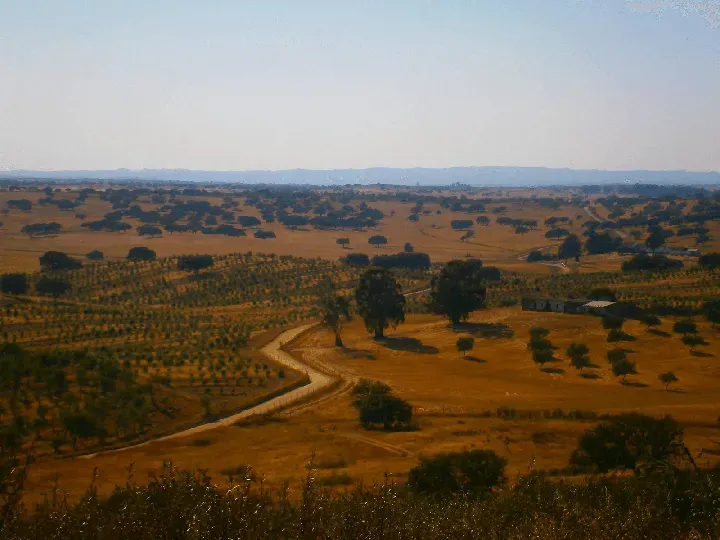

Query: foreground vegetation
[2,461,719,539]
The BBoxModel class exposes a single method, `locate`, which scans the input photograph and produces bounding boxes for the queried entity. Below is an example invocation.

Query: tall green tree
[570,413,684,474]
[429,260,488,326]
[350,379,412,430]
[0,273,28,295]
[177,254,214,275]
[319,283,353,347]
[354,267,405,340]
[702,300,720,328]
[645,225,666,250]
[39,251,82,272]
[559,234,581,261]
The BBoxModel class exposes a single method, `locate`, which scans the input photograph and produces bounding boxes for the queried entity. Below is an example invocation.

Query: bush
[456,336,474,356]
[178,255,214,274]
[622,254,683,272]
[450,220,474,230]
[36,276,72,298]
[699,252,720,269]
[127,247,156,261]
[570,413,684,474]
[367,235,388,247]
[254,230,276,239]
[407,449,507,498]
[137,224,162,237]
[0,273,29,295]
[39,251,83,272]
[371,252,430,270]
[86,250,104,261]
[351,379,412,430]
[342,253,371,267]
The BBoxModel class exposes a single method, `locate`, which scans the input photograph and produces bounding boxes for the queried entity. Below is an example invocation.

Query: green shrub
[407,449,507,498]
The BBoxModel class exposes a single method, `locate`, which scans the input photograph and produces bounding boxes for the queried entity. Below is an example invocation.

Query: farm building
[521,298,629,317]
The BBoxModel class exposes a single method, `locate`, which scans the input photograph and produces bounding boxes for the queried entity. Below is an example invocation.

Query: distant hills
[2,166,720,187]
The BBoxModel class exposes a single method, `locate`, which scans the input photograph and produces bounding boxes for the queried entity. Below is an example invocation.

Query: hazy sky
[1,0,719,171]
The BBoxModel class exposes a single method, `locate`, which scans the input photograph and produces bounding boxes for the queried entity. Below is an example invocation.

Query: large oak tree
[354,267,405,340]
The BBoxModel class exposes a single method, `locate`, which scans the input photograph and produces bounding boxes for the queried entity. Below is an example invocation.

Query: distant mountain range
[2,167,720,186]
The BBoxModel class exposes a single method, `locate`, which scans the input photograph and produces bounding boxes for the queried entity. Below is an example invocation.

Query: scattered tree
[559,234,582,261]
[336,238,350,249]
[354,267,405,340]
[681,334,705,351]
[612,357,637,382]
[566,343,591,372]
[368,235,388,248]
[698,252,720,269]
[319,284,353,347]
[429,260,488,326]
[36,277,72,299]
[127,247,156,261]
[570,413,684,474]
[606,348,627,365]
[403,242,414,253]
[672,320,698,337]
[703,300,720,328]
[351,379,412,430]
[407,450,506,498]
[456,336,475,356]
[645,225,666,250]
[137,224,163,237]
[641,314,662,330]
[39,251,83,272]
[602,316,624,330]
[177,255,214,275]
[0,273,28,295]
[659,371,678,391]
[86,250,104,261]
[342,253,371,266]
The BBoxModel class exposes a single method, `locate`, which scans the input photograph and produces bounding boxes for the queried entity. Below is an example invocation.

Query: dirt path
[334,432,416,458]
[80,323,335,459]
[80,287,429,459]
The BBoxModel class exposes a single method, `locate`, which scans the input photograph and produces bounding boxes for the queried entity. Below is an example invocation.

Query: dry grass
[0,190,587,273]
[21,309,720,504]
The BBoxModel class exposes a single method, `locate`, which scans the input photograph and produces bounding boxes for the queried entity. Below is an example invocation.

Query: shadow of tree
[465,356,486,364]
[381,337,439,354]
[648,329,671,338]
[621,380,648,388]
[690,350,714,357]
[608,332,636,342]
[452,322,514,339]
[580,372,602,379]
[541,367,566,374]
[343,348,376,360]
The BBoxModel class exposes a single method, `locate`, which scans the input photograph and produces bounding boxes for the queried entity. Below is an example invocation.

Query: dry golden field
[0,189,591,273]
[4,185,720,504]
[21,309,720,503]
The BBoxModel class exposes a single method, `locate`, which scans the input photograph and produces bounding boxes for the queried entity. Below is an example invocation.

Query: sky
[1,0,719,172]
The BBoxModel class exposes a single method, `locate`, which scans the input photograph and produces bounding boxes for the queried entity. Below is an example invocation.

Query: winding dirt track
[80,288,430,460]
[80,323,335,459]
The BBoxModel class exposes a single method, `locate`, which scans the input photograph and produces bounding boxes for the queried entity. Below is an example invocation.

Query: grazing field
[0,187,592,273]
[21,307,720,503]
[4,182,720,512]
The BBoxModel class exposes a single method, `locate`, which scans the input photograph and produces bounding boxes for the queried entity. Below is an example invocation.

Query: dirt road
[80,323,335,458]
